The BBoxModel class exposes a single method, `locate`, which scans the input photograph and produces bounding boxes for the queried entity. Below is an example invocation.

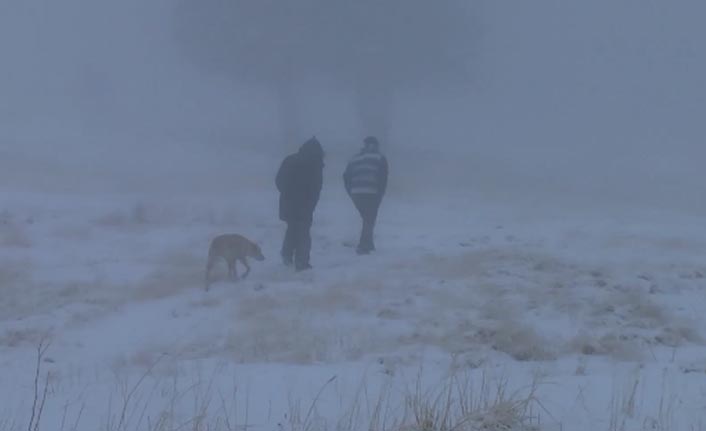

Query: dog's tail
[204,247,215,291]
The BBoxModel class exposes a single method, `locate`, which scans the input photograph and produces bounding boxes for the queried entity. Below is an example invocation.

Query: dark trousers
[352,194,381,253]
[281,219,312,269]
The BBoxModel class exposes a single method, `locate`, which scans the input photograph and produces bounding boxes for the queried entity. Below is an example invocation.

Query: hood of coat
[362,136,380,153]
[298,137,324,165]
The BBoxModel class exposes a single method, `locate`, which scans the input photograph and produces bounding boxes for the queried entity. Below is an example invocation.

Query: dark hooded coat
[276,138,324,222]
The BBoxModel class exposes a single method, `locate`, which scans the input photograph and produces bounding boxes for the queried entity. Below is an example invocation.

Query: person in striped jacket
[343,136,389,255]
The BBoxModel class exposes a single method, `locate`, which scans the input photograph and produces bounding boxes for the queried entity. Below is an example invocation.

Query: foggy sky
[1,0,705,212]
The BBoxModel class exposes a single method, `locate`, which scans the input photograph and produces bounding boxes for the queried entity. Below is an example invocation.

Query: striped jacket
[343,149,389,196]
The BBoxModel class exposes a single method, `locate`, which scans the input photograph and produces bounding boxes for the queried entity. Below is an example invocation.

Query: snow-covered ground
[2,180,706,431]
[2,0,706,428]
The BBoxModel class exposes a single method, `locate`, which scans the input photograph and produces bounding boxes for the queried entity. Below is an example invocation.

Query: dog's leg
[205,256,214,291]
[228,259,239,281]
[240,257,251,279]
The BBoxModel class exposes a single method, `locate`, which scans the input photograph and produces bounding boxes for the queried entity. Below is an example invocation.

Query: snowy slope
[2,186,706,430]
[2,0,706,429]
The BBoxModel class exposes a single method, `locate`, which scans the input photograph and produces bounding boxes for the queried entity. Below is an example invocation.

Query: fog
[1,0,705,212]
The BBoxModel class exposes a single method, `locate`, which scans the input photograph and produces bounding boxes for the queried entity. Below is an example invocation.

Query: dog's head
[249,242,265,261]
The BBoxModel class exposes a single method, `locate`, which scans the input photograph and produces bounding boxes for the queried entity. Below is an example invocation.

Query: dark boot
[282,254,293,266]
[293,220,313,270]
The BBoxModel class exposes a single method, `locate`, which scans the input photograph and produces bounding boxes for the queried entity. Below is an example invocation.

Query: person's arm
[379,156,389,197]
[305,166,323,214]
[343,162,353,195]
[314,166,323,204]
[275,158,289,192]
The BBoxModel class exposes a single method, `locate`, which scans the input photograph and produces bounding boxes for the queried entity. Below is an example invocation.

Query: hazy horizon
[1,0,704,213]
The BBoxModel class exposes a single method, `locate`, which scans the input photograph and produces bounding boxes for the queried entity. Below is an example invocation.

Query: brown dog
[205,234,265,290]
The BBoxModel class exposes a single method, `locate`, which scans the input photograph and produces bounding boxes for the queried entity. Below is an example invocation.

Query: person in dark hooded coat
[276,137,324,270]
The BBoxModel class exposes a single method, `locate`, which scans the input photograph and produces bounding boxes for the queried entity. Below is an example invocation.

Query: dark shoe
[356,248,371,255]
[295,264,313,272]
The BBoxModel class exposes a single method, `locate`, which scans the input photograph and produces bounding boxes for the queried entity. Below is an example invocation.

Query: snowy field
[2,0,705,428]
[2,177,706,431]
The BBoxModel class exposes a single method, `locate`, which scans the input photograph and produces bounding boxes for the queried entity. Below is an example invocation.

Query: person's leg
[351,195,367,253]
[281,222,295,265]
[366,196,381,251]
[354,195,376,254]
[294,220,313,270]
